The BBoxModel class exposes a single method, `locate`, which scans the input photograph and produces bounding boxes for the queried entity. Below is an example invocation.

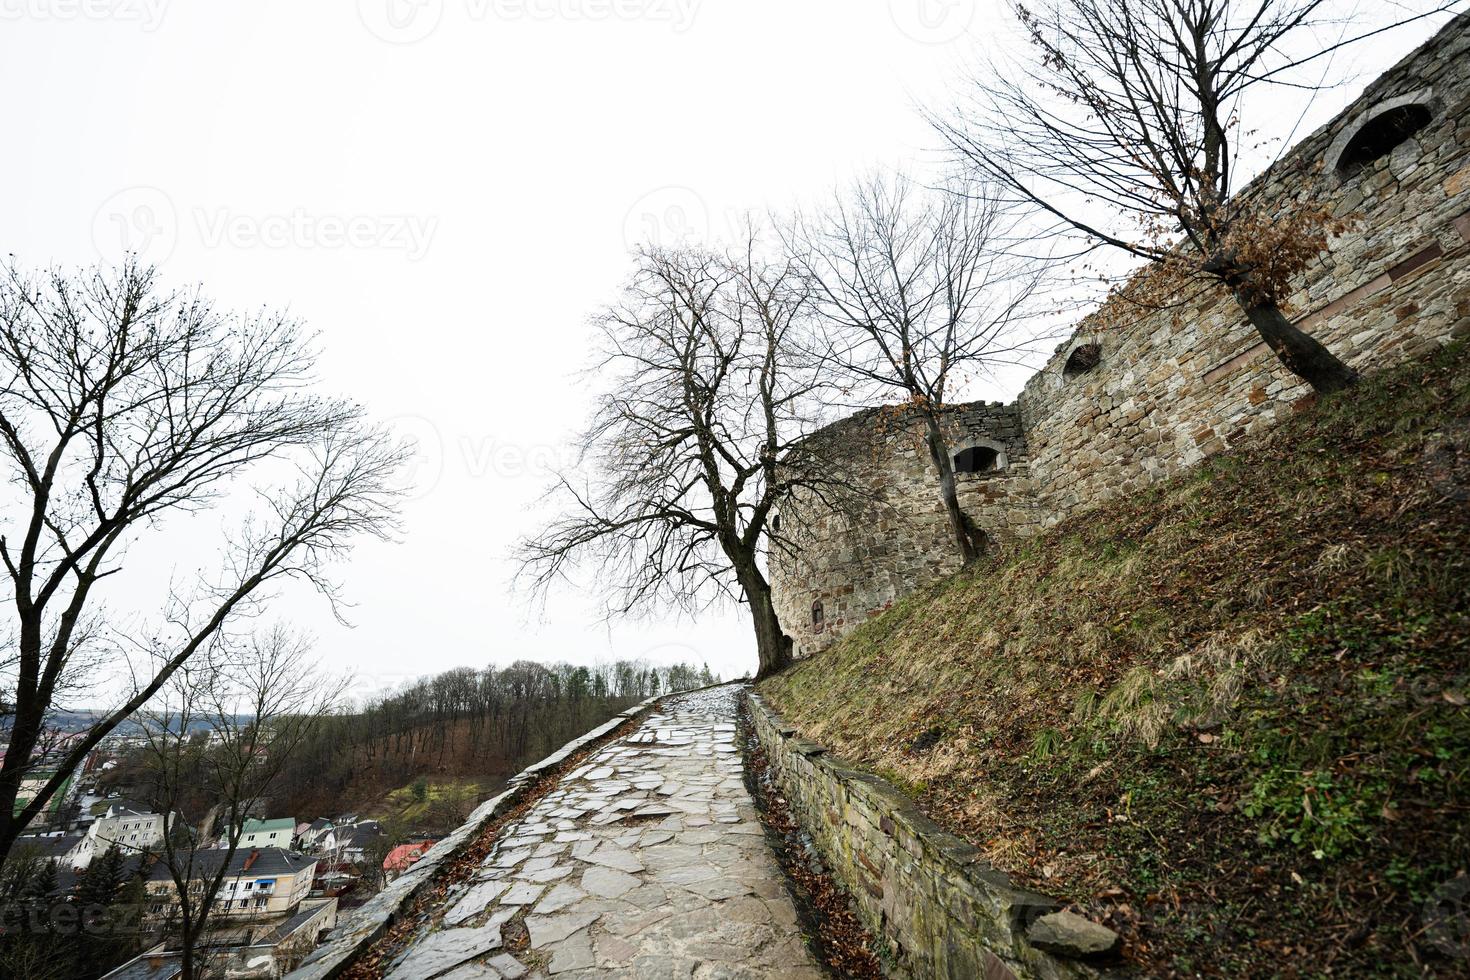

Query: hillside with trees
[104,658,718,831]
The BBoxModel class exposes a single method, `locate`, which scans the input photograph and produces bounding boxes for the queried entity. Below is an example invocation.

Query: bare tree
[935,0,1463,394]
[0,260,405,859]
[137,627,344,980]
[788,174,1045,563]
[519,236,853,678]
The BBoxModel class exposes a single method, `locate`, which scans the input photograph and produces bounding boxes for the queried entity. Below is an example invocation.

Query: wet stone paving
[381,684,822,980]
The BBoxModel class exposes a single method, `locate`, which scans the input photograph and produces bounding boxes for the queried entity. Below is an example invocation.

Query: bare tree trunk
[922,414,979,564]
[0,687,44,848]
[181,924,198,980]
[1234,292,1358,394]
[750,589,793,680]
[736,563,792,679]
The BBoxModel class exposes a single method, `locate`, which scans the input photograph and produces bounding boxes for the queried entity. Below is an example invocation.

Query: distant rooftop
[12,833,83,860]
[147,847,315,882]
[97,798,155,817]
[383,840,437,872]
[99,951,182,980]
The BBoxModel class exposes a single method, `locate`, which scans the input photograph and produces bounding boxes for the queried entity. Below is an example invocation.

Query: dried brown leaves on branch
[936,0,1462,393]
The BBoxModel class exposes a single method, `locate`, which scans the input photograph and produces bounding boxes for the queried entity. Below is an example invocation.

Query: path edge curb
[285,692,668,980]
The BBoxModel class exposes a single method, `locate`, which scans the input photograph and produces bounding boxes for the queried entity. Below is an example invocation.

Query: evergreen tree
[76,845,127,910]
[16,859,58,937]
[0,853,39,906]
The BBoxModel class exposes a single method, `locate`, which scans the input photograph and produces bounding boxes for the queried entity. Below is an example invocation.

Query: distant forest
[237,659,716,820]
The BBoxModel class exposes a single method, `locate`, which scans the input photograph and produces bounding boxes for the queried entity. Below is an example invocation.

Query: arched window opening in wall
[811,600,824,633]
[771,513,781,533]
[1336,103,1432,177]
[953,446,1000,474]
[1063,342,1102,380]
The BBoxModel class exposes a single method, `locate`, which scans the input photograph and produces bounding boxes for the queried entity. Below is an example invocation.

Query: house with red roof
[382,840,438,879]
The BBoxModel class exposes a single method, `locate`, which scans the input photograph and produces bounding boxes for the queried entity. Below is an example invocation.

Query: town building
[145,848,318,922]
[101,898,337,980]
[74,804,175,867]
[237,817,296,850]
[381,840,437,880]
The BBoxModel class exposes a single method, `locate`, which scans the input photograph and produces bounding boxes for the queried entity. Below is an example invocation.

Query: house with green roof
[239,817,295,849]
[13,770,71,820]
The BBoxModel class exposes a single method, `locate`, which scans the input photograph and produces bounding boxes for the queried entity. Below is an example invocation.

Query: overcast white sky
[0,0,1453,698]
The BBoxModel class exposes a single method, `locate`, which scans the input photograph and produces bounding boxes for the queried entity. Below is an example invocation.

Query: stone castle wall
[770,400,1040,656]
[772,14,1470,655]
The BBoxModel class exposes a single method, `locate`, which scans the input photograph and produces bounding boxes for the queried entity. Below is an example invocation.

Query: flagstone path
[379,684,823,980]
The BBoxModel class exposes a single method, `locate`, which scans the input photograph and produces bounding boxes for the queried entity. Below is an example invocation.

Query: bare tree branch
[0,260,406,859]
[135,627,345,980]
[785,173,1050,562]
[518,231,860,677]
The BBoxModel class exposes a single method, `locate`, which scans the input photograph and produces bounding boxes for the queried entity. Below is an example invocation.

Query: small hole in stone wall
[1063,343,1102,380]
[953,446,1000,474]
[771,513,781,533]
[811,600,824,632]
[1336,103,1432,177]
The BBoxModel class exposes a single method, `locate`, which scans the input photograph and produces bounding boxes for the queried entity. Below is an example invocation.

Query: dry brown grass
[762,341,1470,977]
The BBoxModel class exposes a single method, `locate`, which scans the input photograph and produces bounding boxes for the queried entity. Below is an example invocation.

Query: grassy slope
[369,778,490,830]
[762,342,1470,978]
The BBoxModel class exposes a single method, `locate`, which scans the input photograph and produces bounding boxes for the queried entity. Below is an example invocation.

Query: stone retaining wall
[285,695,661,980]
[747,692,1114,980]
